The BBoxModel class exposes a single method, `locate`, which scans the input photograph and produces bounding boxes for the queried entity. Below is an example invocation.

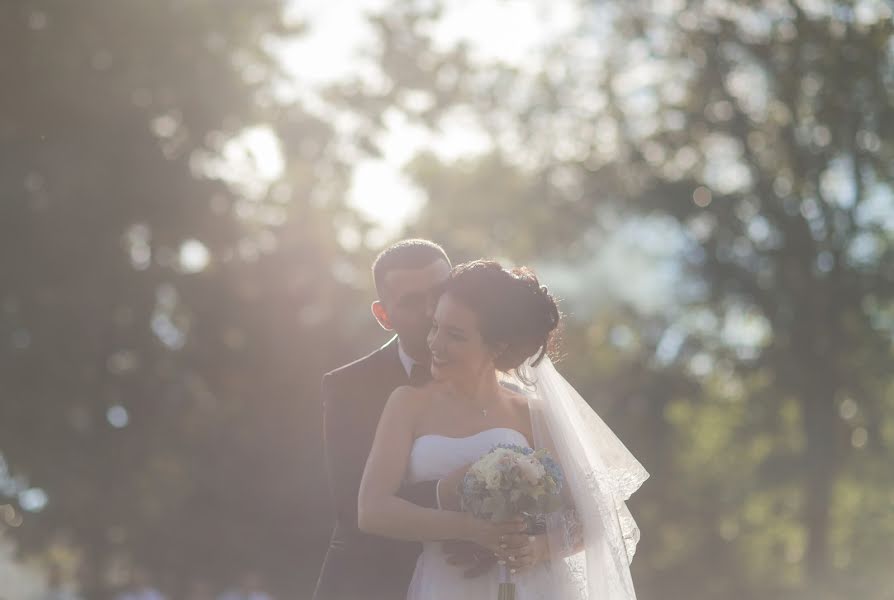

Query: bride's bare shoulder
[386,382,438,411]
[382,384,443,439]
[500,385,535,441]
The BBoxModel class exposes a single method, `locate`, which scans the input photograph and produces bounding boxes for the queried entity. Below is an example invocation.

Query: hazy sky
[223,0,770,347]
[233,1,703,325]
[268,0,580,234]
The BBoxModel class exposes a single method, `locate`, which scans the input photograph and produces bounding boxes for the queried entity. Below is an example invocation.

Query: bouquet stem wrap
[497,565,515,600]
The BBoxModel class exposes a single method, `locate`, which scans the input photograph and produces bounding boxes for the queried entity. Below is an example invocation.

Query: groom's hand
[442,540,497,578]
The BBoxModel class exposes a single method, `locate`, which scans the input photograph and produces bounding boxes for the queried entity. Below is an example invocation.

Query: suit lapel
[350,336,410,482]
[371,335,410,392]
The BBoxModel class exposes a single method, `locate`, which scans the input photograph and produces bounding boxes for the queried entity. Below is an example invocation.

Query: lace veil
[505,356,649,599]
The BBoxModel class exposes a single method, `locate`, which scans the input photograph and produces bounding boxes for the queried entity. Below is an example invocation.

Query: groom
[313,239,492,600]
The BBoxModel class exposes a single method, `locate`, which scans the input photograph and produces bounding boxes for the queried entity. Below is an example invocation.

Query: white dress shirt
[397,341,416,378]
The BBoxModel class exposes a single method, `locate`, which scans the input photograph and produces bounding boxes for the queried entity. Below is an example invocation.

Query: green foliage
[0,1,380,597]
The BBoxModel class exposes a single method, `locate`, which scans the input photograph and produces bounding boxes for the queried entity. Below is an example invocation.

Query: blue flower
[540,456,564,486]
[493,443,533,455]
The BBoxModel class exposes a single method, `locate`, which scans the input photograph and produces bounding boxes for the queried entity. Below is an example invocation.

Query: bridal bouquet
[461,444,565,600]
[460,443,565,522]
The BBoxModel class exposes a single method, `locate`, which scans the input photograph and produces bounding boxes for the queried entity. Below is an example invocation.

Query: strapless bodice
[403,427,567,600]
[405,427,530,484]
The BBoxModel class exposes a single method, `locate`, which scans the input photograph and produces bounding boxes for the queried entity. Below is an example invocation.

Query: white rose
[473,452,499,474]
[490,448,515,462]
[517,457,546,484]
[484,469,503,490]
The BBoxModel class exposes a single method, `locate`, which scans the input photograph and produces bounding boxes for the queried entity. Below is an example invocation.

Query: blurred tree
[583,3,894,592]
[0,1,382,597]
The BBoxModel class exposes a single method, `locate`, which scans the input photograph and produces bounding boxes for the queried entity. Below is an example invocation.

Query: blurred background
[2,0,893,598]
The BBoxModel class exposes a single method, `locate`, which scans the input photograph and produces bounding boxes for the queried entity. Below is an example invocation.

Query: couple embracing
[313,239,647,600]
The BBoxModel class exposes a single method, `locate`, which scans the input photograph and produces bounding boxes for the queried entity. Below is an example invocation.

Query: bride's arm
[359,386,523,544]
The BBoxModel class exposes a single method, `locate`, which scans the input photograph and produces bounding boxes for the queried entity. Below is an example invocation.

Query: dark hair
[372,239,450,299]
[443,259,560,371]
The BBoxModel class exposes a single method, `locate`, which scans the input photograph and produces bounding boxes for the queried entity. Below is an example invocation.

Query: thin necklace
[448,387,491,417]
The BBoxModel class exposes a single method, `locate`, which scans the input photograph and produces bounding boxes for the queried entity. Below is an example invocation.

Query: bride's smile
[426,294,505,408]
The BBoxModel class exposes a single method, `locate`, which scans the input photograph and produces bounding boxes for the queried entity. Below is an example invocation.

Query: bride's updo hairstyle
[443,259,560,371]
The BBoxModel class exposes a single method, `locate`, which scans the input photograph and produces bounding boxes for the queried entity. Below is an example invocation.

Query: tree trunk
[799,363,838,580]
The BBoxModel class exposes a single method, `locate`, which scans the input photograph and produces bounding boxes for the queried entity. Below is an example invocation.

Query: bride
[358,259,648,599]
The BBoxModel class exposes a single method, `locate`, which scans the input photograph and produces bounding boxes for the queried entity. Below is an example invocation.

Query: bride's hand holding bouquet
[459,443,566,599]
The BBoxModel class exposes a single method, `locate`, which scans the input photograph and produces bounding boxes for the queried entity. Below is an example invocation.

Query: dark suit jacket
[313,336,437,600]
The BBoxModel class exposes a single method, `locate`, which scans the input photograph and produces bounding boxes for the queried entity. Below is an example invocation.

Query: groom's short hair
[372,239,450,299]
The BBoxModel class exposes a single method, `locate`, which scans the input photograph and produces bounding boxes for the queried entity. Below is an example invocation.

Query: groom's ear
[371,300,394,331]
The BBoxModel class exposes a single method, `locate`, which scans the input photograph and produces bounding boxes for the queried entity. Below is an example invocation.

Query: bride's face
[427,293,494,381]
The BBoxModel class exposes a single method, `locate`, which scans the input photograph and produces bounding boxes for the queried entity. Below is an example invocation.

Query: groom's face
[377,258,451,361]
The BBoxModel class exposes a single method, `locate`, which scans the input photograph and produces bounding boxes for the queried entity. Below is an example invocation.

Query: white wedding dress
[401,357,648,600]
[404,427,569,600]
